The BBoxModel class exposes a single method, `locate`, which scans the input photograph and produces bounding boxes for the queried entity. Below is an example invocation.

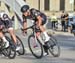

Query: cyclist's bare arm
[23,18,28,34]
[23,21,27,29]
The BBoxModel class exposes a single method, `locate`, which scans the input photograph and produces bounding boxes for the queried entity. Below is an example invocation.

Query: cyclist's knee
[8,28,14,34]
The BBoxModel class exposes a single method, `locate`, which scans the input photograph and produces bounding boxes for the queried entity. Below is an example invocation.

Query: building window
[38,0,40,10]
[74,0,75,11]
[0,1,1,6]
[60,0,65,11]
[44,0,50,11]
[24,0,26,2]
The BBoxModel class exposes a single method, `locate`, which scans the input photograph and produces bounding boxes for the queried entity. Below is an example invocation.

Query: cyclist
[21,5,50,55]
[0,12,20,51]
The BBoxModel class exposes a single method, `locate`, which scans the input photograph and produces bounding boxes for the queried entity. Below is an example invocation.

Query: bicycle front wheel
[5,36,16,59]
[8,45,16,59]
[28,34,43,59]
[16,36,25,55]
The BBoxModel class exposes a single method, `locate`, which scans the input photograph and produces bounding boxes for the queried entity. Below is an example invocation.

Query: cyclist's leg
[8,27,21,51]
[7,20,20,51]
[37,20,50,42]
[36,31,49,55]
[0,21,9,48]
[5,20,17,44]
[36,20,49,55]
[0,32,9,48]
[8,27,17,43]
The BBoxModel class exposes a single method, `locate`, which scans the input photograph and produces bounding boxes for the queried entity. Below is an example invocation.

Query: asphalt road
[0,30,75,63]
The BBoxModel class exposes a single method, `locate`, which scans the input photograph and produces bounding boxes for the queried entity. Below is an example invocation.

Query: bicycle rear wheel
[7,45,16,59]
[1,48,10,57]
[28,34,43,59]
[5,36,16,59]
[48,34,60,57]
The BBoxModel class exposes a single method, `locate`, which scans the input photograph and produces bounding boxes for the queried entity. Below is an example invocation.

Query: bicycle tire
[5,36,16,59]
[48,34,60,57]
[16,36,25,55]
[28,34,43,59]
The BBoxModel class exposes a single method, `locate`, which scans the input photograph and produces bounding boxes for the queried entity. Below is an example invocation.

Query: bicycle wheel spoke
[16,36,25,55]
[30,37,42,54]
[28,35,43,58]
[48,34,60,57]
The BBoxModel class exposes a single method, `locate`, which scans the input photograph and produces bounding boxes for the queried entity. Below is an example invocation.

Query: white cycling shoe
[16,45,21,51]
[4,41,9,48]
[43,53,48,56]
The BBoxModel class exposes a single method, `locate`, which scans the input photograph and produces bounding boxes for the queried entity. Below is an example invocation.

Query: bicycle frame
[21,22,41,36]
[21,23,46,45]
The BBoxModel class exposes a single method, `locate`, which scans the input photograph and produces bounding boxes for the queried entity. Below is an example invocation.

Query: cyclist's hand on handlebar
[22,31,27,36]
[21,28,27,36]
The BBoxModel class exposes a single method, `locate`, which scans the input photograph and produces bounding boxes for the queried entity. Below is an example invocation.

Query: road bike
[21,21,60,59]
